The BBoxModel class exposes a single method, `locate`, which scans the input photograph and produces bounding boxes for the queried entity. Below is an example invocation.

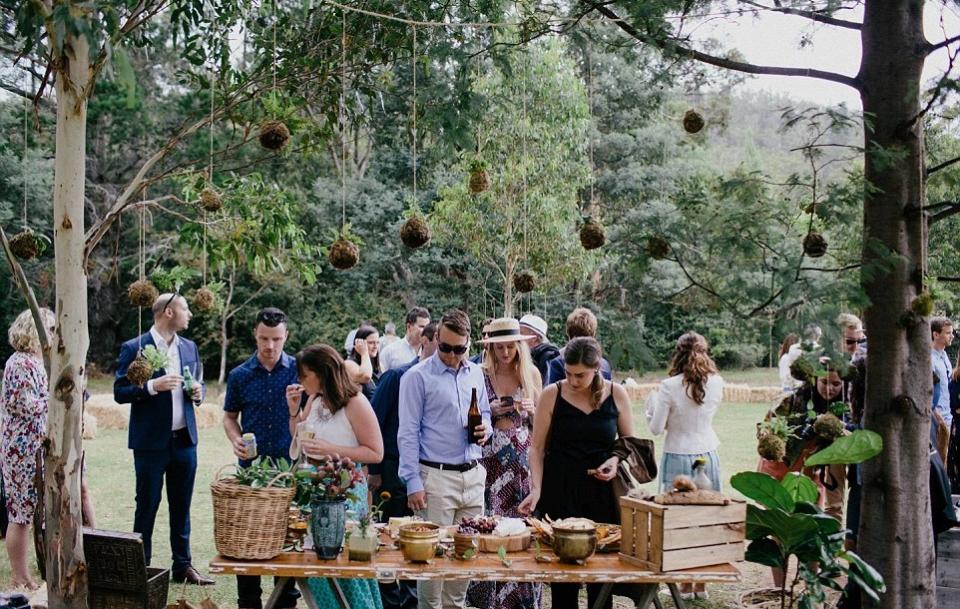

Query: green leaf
[842,550,886,594]
[744,538,785,568]
[112,46,137,108]
[730,471,795,511]
[780,472,819,504]
[805,430,883,466]
[746,505,819,554]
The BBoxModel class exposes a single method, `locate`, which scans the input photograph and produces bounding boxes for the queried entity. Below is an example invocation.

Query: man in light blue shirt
[932,317,955,427]
[398,309,491,609]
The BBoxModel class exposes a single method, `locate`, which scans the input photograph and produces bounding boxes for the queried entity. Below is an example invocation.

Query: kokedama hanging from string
[9,228,45,260]
[645,235,670,260]
[193,287,216,312]
[468,159,490,194]
[199,187,223,212]
[682,109,705,134]
[329,233,360,270]
[128,279,159,308]
[400,214,430,248]
[513,269,536,294]
[579,218,606,250]
[803,232,828,258]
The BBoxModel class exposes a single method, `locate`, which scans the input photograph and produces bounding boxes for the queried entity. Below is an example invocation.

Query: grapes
[458,515,497,534]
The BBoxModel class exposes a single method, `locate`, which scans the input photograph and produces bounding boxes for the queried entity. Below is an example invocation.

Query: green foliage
[233,457,295,489]
[731,470,886,608]
[804,429,883,467]
[431,37,593,310]
[150,265,199,293]
[140,344,170,370]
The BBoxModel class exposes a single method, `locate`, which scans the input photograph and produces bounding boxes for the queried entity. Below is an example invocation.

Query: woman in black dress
[519,337,635,609]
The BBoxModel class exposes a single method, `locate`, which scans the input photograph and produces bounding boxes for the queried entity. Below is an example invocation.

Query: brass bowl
[398,522,440,562]
[552,525,597,563]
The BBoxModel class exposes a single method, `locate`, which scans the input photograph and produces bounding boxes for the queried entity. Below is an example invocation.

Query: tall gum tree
[564,1,954,606]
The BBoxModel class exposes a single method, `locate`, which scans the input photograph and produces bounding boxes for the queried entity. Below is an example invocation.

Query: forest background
[1,12,959,380]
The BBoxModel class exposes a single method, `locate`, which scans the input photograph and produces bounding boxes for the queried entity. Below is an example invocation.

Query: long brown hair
[297,344,359,413]
[668,332,718,405]
[564,336,605,409]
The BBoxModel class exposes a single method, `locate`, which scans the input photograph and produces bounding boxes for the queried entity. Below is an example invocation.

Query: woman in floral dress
[2,308,55,590]
[467,318,543,609]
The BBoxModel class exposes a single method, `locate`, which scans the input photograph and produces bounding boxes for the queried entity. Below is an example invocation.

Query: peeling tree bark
[857,2,935,608]
[44,24,90,609]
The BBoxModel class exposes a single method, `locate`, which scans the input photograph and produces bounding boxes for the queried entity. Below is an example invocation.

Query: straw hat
[480,318,536,344]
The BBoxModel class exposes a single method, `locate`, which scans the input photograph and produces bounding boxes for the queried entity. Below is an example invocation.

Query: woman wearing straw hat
[466,317,543,609]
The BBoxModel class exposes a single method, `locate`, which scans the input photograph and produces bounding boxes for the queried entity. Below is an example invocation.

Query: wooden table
[210,547,740,609]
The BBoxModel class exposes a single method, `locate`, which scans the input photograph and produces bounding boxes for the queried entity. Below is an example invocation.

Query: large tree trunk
[857,2,935,607]
[45,25,90,609]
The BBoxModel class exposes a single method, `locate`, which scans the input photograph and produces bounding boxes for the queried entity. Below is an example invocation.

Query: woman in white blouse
[646,332,725,491]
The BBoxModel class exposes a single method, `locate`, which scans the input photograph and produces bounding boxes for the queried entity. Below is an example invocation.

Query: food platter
[477,530,532,553]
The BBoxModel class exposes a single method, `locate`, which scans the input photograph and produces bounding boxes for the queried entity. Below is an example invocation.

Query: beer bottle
[467,388,482,444]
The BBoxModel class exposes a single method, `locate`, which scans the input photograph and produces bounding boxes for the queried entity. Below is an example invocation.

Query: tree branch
[739,1,861,29]
[589,3,861,90]
[929,202,960,224]
[926,154,960,176]
[928,33,960,54]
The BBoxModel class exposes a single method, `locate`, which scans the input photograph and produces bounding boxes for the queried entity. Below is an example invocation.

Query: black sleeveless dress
[537,384,620,525]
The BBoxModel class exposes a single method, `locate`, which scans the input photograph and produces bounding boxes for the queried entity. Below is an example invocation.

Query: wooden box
[937,503,960,609]
[618,496,745,572]
[83,528,169,609]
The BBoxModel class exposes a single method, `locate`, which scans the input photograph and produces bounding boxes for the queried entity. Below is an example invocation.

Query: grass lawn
[1,398,770,608]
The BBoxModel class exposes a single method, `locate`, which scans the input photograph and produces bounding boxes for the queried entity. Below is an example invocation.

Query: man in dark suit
[113,292,213,585]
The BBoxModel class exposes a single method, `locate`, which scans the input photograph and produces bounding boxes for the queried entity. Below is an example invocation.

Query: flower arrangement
[293,457,363,505]
[355,491,390,538]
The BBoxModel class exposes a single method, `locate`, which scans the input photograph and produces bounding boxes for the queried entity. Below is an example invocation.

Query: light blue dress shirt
[933,348,953,426]
[397,353,491,495]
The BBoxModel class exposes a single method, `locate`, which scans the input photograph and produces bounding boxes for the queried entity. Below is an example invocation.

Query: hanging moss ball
[910,292,934,317]
[128,279,159,308]
[199,188,223,212]
[813,413,845,441]
[757,434,787,461]
[468,168,491,194]
[193,287,216,312]
[400,216,430,248]
[513,269,537,294]
[789,357,815,383]
[259,120,291,151]
[9,228,43,260]
[126,356,155,387]
[645,235,670,260]
[682,109,705,134]
[329,238,360,270]
[579,220,606,250]
[802,232,828,258]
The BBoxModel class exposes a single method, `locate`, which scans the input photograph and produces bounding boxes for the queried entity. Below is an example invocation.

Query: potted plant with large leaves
[732,430,886,609]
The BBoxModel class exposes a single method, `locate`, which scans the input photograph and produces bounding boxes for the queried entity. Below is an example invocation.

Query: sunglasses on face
[845,338,867,346]
[438,342,468,354]
[256,310,287,326]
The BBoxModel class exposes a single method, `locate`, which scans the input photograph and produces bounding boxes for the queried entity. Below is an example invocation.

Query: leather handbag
[610,436,657,498]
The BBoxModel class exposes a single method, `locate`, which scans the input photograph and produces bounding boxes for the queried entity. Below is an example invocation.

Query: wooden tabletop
[209,548,741,584]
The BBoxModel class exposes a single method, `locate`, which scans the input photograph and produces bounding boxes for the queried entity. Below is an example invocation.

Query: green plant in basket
[732,430,886,609]
[233,457,294,488]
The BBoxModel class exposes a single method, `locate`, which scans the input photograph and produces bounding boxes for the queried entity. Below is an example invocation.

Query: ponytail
[590,370,604,410]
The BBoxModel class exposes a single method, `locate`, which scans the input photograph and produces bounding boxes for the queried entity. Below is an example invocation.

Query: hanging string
[22,91,28,227]
[340,9,347,229]
[521,45,529,268]
[272,0,278,105]
[411,25,418,201]
[137,189,146,350]
[587,40,595,207]
[205,40,215,285]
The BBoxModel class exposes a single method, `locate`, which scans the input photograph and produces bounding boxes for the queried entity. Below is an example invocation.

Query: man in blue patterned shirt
[223,307,300,609]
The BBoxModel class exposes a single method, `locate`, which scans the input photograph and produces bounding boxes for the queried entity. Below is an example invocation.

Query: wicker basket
[211,464,296,560]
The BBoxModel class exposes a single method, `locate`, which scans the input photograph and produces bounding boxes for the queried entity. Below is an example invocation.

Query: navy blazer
[114,332,202,450]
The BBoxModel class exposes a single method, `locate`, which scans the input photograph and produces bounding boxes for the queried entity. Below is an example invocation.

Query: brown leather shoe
[171,565,215,586]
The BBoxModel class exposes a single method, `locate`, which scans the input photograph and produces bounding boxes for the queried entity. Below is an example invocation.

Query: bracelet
[289,412,300,418]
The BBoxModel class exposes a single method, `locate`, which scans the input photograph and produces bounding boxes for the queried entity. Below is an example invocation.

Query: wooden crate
[937,508,960,609]
[618,496,746,572]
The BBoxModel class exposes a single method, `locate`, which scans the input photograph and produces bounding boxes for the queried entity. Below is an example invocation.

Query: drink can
[242,432,257,459]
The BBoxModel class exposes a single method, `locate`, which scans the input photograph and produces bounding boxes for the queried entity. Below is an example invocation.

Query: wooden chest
[937,502,960,609]
[618,496,746,572]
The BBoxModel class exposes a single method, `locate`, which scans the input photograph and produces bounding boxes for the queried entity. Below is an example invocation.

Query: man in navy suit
[113,292,213,585]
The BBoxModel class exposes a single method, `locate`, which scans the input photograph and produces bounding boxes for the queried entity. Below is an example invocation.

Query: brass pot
[552,525,597,563]
[398,523,440,562]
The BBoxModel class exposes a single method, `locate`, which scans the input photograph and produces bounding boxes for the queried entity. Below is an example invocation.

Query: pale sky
[697,2,960,108]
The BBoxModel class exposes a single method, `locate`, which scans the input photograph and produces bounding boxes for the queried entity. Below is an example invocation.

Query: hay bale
[623,382,660,403]
[86,397,129,430]
[194,403,222,429]
[82,411,98,440]
[723,383,752,403]
[750,386,783,403]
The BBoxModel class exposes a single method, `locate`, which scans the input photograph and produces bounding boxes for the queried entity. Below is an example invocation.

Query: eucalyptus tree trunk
[44,21,91,609]
[857,1,935,607]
